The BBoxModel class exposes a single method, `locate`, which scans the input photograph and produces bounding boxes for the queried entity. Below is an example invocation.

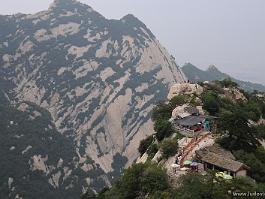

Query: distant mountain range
[182,63,265,92]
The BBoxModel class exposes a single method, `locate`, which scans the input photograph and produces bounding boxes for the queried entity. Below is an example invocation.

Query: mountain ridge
[0,0,185,198]
[182,63,265,92]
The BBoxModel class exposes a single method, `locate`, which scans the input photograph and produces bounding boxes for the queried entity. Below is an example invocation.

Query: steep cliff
[0,0,186,197]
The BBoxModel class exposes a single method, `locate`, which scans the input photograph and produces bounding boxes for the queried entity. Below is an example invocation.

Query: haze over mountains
[0,0,185,198]
[182,63,265,92]
[1,0,264,198]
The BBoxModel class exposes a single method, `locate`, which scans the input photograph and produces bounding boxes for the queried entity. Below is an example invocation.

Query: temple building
[195,144,249,177]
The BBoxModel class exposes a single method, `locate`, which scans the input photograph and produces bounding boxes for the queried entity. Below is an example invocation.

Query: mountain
[0,102,107,199]
[0,0,186,198]
[182,63,265,92]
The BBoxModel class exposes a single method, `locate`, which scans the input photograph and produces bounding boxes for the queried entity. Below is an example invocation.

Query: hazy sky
[0,0,264,84]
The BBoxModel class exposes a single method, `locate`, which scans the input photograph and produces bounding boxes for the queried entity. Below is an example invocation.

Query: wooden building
[195,145,249,177]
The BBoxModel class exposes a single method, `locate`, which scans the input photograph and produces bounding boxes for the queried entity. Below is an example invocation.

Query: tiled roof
[196,145,249,172]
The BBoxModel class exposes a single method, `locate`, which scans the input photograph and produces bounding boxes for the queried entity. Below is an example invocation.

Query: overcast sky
[0,0,264,84]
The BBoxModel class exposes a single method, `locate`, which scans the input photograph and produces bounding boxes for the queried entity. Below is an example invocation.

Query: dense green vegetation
[202,90,220,115]
[176,172,259,199]
[151,102,172,122]
[146,143,159,159]
[151,96,190,142]
[256,125,265,140]
[154,119,175,141]
[200,80,265,183]
[160,138,179,159]
[150,101,176,142]
[138,135,154,155]
[218,110,260,151]
[233,148,265,183]
[169,95,190,108]
[82,164,261,199]
[93,163,169,199]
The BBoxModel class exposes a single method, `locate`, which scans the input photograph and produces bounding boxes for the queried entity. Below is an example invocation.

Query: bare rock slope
[0,0,186,197]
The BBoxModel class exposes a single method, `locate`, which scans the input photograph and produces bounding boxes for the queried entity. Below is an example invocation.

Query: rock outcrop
[171,104,199,119]
[168,83,203,99]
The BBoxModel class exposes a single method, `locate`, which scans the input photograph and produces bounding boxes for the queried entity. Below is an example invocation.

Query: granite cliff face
[0,102,108,199]
[0,0,186,197]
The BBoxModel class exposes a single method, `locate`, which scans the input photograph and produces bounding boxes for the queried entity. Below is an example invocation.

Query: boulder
[172,104,199,119]
[168,83,203,99]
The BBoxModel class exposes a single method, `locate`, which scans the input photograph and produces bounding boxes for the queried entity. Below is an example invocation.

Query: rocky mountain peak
[121,14,142,25]
[207,65,219,72]
[120,14,155,38]
[48,0,97,16]
[183,63,198,69]
[0,1,186,198]
[49,0,77,8]
[54,0,76,3]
